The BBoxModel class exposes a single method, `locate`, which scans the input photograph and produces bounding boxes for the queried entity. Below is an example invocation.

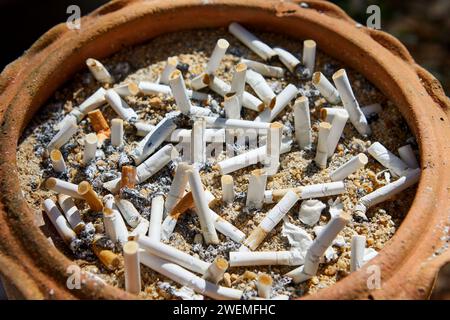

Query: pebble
[243,271,257,280]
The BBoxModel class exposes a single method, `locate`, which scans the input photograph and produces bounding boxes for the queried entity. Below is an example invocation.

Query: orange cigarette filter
[92,236,121,270]
[88,109,111,145]
[78,181,104,212]
[120,165,137,189]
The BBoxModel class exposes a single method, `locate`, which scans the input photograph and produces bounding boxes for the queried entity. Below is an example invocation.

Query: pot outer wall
[0,0,449,300]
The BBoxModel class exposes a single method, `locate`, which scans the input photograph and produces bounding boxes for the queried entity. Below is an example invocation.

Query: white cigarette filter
[160,56,179,84]
[203,257,229,284]
[257,273,273,299]
[138,235,210,275]
[139,81,210,103]
[244,190,299,250]
[47,118,78,151]
[221,175,234,203]
[228,22,277,61]
[136,144,178,184]
[350,235,366,272]
[123,241,141,294]
[286,212,351,283]
[140,252,243,300]
[45,177,84,199]
[165,163,189,215]
[131,115,177,165]
[105,89,138,122]
[86,58,114,84]
[57,194,85,233]
[148,195,164,242]
[111,118,124,147]
[314,122,332,169]
[83,133,98,165]
[246,169,268,209]
[115,198,142,228]
[241,58,284,78]
[273,47,300,73]
[230,63,247,106]
[265,122,283,175]
[326,109,349,157]
[298,199,326,226]
[216,139,292,175]
[114,82,139,97]
[191,118,207,165]
[169,69,192,114]
[229,250,304,267]
[293,97,312,150]
[256,84,298,122]
[398,144,419,169]
[53,90,101,130]
[208,75,265,112]
[206,38,229,75]
[312,72,340,105]
[187,167,220,244]
[302,40,316,76]
[224,92,241,119]
[367,142,409,177]
[245,69,276,109]
[50,149,66,173]
[361,103,382,117]
[263,181,346,204]
[354,168,420,219]
[103,207,129,245]
[54,89,104,129]
[43,199,77,244]
[330,153,368,181]
[332,69,371,136]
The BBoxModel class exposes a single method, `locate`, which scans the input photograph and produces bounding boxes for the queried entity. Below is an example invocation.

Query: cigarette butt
[87,110,110,135]
[257,273,273,299]
[50,149,66,173]
[88,109,110,146]
[123,241,141,294]
[78,181,104,212]
[92,236,121,270]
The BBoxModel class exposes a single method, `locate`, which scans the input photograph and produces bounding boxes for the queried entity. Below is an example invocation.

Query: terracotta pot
[0,0,449,300]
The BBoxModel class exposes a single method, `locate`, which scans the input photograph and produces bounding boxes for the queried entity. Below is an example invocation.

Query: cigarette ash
[191,240,241,263]
[16,28,419,300]
[70,222,96,260]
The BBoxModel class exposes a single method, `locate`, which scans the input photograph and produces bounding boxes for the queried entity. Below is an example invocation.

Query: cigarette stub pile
[40,23,420,300]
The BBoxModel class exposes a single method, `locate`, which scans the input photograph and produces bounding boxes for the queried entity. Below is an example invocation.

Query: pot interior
[15,25,419,299]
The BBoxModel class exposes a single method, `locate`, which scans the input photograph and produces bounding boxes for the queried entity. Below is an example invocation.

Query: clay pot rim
[0,0,449,299]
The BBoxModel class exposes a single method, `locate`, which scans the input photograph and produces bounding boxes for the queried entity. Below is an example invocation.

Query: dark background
[0,0,448,299]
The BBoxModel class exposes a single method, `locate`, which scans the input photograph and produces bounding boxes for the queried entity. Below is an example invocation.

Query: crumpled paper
[281,219,313,259]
